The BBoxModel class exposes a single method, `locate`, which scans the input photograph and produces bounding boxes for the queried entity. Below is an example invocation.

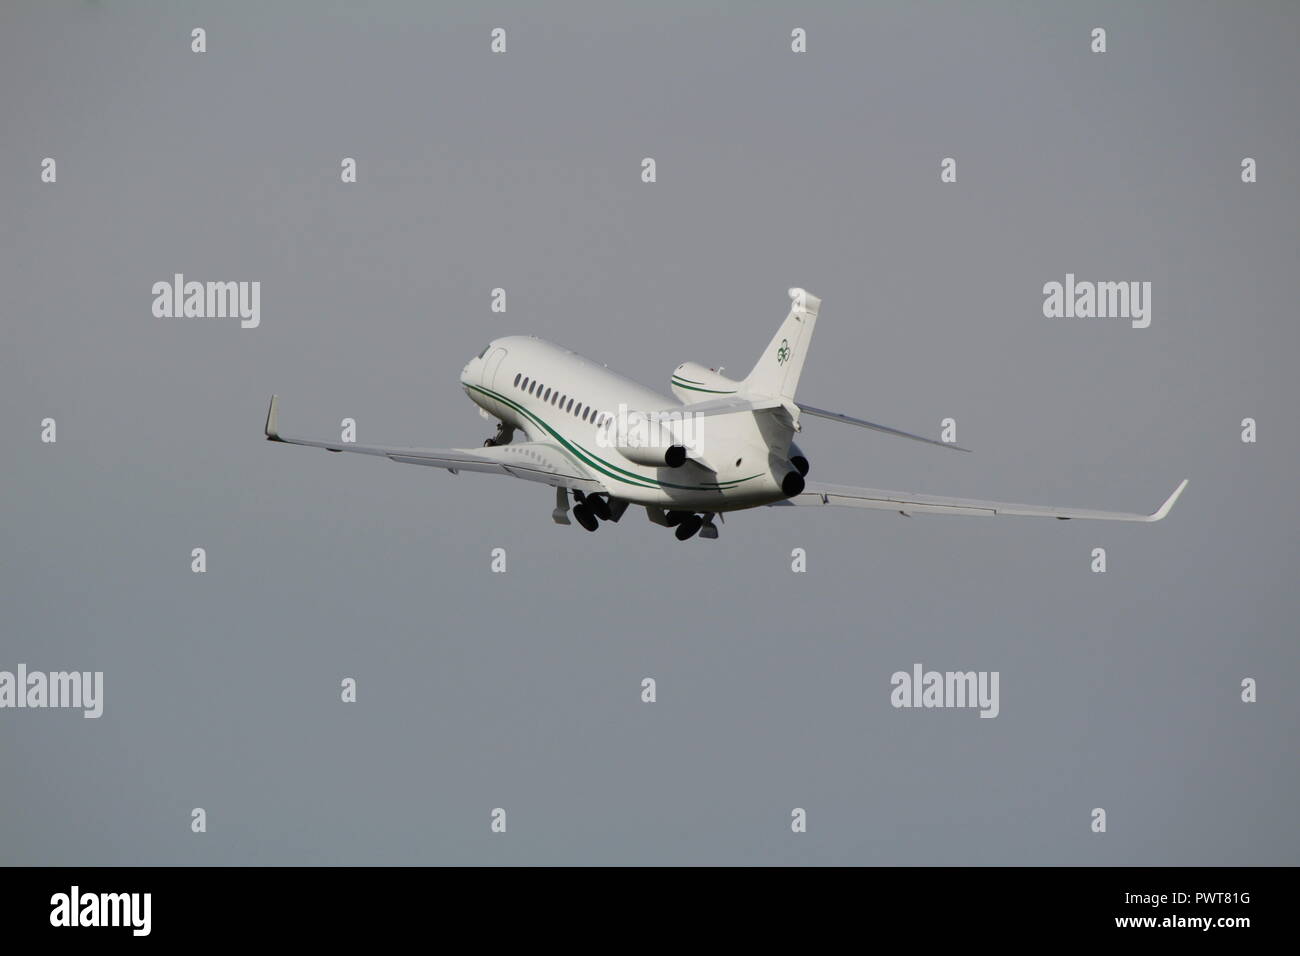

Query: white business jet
[264,289,1187,541]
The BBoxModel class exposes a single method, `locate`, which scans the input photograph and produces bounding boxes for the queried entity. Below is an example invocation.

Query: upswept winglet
[264,394,282,441]
[1147,479,1189,522]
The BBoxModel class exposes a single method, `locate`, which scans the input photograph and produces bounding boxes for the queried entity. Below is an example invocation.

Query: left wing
[774,479,1188,522]
[263,395,605,492]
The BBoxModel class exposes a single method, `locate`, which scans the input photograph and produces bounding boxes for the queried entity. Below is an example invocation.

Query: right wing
[774,478,1188,523]
[263,395,605,492]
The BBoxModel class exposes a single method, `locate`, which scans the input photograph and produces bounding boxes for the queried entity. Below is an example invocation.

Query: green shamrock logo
[776,339,791,365]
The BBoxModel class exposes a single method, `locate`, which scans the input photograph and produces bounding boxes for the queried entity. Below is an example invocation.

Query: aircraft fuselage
[461,336,796,511]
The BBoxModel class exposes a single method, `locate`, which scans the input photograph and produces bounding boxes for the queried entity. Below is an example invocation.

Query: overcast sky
[2,0,1297,865]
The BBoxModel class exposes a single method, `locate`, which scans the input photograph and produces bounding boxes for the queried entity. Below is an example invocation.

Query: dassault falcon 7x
[263,289,1187,541]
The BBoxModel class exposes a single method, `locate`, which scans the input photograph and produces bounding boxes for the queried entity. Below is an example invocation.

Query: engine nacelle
[618,443,688,468]
[788,440,810,477]
[610,409,689,468]
[671,362,742,404]
[769,456,805,498]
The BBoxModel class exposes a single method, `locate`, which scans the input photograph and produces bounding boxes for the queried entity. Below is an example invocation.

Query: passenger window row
[513,372,610,428]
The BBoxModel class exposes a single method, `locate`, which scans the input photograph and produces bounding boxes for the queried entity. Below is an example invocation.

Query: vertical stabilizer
[742,288,820,400]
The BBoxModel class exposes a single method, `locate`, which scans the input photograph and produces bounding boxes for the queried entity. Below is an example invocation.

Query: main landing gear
[572,502,599,532]
[557,492,715,540]
[554,488,627,532]
[663,510,719,541]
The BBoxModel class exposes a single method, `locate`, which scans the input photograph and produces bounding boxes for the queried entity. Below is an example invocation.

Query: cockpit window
[477,344,491,359]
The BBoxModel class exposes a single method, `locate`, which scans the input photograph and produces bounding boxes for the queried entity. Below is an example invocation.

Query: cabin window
[543,388,551,401]
[566,399,574,413]
[513,373,521,387]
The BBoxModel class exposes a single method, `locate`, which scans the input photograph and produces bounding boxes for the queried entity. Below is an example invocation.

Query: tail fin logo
[777,339,791,366]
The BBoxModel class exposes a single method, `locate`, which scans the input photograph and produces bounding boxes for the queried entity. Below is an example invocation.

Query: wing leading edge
[774,478,1188,522]
[263,395,605,492]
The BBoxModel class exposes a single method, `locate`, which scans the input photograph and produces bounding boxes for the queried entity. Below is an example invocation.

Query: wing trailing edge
[776,478,1188,523]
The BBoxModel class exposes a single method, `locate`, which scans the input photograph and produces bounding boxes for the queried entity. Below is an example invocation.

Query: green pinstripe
[671,376,737,395]
[467,382,763,492]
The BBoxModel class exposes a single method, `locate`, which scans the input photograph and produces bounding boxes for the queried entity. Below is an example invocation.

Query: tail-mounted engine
[670,362,742,404]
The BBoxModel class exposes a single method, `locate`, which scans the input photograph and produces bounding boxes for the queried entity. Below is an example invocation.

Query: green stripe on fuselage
[671,377,737,395]
[466,382,762,492]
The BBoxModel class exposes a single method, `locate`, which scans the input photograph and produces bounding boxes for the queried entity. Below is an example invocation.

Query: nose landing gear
[483,422,515,447]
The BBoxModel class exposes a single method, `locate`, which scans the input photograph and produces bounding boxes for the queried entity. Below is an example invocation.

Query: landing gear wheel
[586,495,612,522]
[664,510,692,527]
[674,515,703,540]
[573,503,599,532]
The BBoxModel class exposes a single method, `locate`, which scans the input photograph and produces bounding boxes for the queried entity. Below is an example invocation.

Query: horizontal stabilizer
[796,402,969,452]
[664,395,785,419]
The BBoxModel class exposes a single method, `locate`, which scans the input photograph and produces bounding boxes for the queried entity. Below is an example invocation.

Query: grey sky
[1,0,1296,864]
